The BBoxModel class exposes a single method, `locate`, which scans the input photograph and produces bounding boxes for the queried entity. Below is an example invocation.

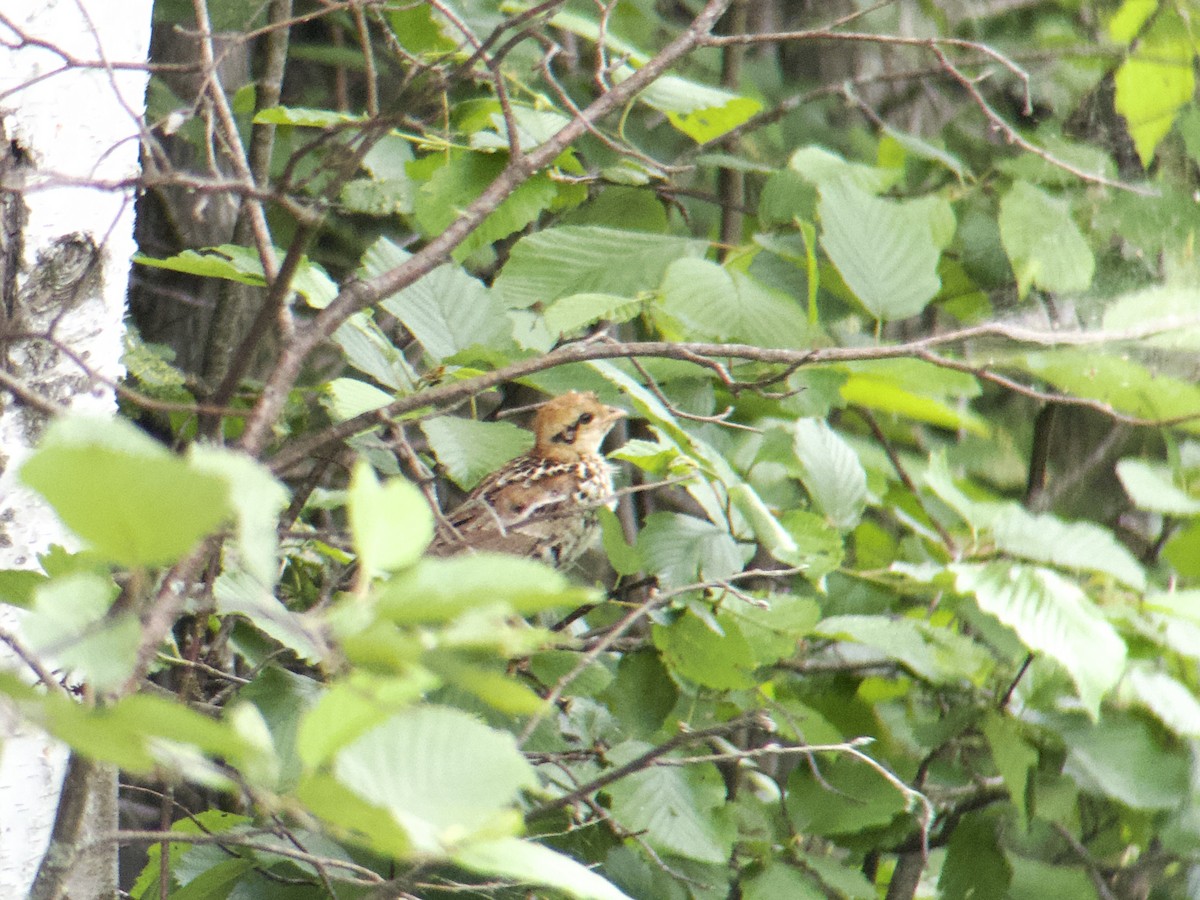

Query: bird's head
[533,391,627,459]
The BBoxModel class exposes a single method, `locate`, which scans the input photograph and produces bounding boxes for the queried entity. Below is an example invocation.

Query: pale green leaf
[598,506,642,576]
[347,462,433,576]
[840,374,989,436]
[23,573,137,692]
[728,482,802,566]
[214,567,329,662]
[658,258,808,347]
[981,711,1038,827]
[543,292,643,336]
[254,105,364,128]
[334,706,536,852]
[792,419,868,530]
[188,446,287,584]
[637,512,745,590]
[374,554,596,622]
[331,312,418,391]
[1118,663,1200,740]
[990,506,1146,590]
[134,245,337,307]
[606,740,734,863]
[20,416,230,567]
[818,178,944,320]
[1116,458,1200,515]
[297,671,434,769]
[1056,712,1189,809]
[495,226,706,309]
[789,145,900,193]
[815,614,993,684]
[369,238,513,361]
[998,182,1094,298]
[952,563,1127,717]
[420,417,532,490]
[1102,284,1200,350]
[454,838,633,900]
[1018,349,1200,434]
[652,611,757,690]
[324,377,394,421]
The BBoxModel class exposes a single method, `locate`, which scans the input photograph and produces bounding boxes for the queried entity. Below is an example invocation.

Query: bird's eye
[577,412,594,425]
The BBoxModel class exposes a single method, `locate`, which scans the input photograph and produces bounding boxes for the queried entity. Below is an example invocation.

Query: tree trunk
[0,1,153,895]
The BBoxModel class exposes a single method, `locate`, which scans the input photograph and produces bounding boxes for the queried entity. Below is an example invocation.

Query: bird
[427,391,627,568]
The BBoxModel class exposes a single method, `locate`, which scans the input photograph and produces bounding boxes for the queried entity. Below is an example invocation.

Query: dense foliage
[6,0,1200,897]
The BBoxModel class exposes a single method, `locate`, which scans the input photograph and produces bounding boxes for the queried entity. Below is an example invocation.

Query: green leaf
[324,377,394,421]
[998,182,1094,298]
[939,812,1012,900]
[600,649,677,737]
[23,573,137,692]
[20,416,231,567]
[340,134,415,215]
[786,755,909,836]
[543,292,644,336]
[626,70,761,143]
[1054,711,1189,809]
[213,567,329,662]
[838,359,988,437]
[792,419,868,530]
[652,611,758,690]
[796,852,877,899]
[657,258,808,347]
[724,593,820,666]
[637,512,745,590]
[778,510,844,582]
[741,864,826,900]
[817,178,944,320]
[727,482,803,566]
[1018,349,1200,433]
[989,506,1146,590]
[790,145,900,193]
[347,462,433,576]
[815,614,993,685]
[1116,458,1200,515]
[420,416,532,491]
[374,554,597,623]
[454,838,633,900]
[413,151,560,262]
[188,446,287,584]
[952,563,1127,718]
[297,670,434,769]
[1102,284,1200,350]
[331,311,418,391]
[333,706,536,852]
[598,506,642,576]
[253,105,365,128]
[1118,663,1200,740]
[1111,7,1196,167]
[495,226,706,309]
[606,740,734,863]
[980,712,1038,826]
[295,772,412,859]
[368,238,513,361]
[133,245,337,307]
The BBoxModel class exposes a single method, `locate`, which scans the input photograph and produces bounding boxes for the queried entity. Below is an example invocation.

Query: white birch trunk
[0,1,153,895]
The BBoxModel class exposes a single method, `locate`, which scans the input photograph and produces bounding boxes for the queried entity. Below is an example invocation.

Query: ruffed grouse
[427,391,627,568]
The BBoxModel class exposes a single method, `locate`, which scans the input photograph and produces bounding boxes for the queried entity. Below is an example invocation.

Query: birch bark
[0,1,153,895]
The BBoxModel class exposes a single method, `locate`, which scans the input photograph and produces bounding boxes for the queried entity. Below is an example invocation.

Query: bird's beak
[603,405,629,424]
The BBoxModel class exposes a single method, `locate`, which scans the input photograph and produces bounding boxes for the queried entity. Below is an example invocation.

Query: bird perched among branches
[427,391,627,568]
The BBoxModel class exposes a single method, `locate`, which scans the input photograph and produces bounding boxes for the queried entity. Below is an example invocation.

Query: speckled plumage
[428,391,626,567]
